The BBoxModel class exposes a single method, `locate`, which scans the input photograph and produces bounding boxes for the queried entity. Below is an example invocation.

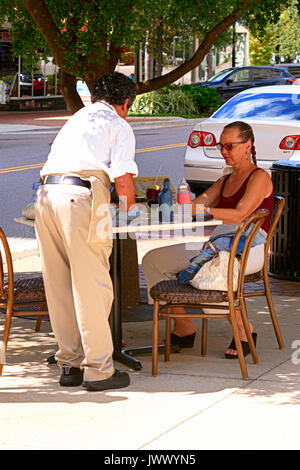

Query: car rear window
[212,92,300,121]
[231,69,251,82]
[269,69,282,77]
[251,68,272,79]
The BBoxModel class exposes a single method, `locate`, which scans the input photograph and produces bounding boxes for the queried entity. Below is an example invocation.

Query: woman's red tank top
[216,167,273,233]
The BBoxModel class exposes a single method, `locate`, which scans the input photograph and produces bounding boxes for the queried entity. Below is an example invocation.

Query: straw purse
[190,248,240,292]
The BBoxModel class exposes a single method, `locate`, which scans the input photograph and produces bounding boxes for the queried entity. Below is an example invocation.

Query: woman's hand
[191,177,224,216]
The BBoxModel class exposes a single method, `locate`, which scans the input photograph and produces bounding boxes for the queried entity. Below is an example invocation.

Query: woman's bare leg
[225,308,254,357]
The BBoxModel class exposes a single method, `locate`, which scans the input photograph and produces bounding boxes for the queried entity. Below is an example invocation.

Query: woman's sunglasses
[216,141,247,152]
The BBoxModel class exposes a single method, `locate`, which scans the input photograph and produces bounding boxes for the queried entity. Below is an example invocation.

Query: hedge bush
[130,84,222,116]
[131,88,198,116]
[180,84,222,114]
[0,75,15,85]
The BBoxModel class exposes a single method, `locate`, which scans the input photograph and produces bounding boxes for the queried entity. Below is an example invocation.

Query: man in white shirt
[35,72,137,391]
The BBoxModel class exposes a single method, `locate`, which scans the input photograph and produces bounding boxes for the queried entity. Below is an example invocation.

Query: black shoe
[59,365,84,387]
[82,369,130,391]
[47,354,57,364]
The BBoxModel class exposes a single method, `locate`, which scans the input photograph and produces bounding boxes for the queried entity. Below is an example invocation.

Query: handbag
[21,182,41,220]
[22,203,35,220]
[190,243,240,291]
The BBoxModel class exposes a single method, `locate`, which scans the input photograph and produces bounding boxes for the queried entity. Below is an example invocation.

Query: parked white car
[184,85,300,195]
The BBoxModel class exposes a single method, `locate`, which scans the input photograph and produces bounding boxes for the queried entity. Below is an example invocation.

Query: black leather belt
[44,175,91,189]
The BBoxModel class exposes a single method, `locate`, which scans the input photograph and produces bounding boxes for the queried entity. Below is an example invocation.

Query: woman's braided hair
[224,121,257,166]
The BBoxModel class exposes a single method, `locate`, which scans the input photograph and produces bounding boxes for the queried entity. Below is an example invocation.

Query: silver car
[184,85,300,195]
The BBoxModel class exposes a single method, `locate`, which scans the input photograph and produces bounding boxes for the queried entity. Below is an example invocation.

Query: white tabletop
[14,215,222,232]
[14,216,35,227]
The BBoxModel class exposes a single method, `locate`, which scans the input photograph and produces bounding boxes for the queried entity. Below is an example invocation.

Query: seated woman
[142,120,273,359]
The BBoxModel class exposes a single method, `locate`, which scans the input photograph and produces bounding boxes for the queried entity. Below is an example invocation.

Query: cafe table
[14,208,222,370]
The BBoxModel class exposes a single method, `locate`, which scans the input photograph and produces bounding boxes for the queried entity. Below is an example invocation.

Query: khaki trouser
[35,180,114,381]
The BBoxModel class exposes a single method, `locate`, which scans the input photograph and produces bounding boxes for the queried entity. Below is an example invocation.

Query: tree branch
[136,0,264,93]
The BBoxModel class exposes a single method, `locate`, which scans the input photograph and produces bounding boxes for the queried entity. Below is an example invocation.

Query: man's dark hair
[91,71,136,108]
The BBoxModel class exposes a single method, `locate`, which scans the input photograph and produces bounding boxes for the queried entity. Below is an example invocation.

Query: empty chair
[0,226,47,375]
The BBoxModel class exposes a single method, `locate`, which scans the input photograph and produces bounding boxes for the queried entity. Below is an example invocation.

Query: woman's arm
[192,177,225,216]
[208,169,273,223]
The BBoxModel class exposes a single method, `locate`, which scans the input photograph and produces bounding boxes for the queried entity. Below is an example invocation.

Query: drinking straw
[153,164,162,186]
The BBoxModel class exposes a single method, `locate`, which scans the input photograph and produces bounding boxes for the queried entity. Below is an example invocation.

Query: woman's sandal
[224,332,257,359]
[160,332,197,349]
[170,332,196,348]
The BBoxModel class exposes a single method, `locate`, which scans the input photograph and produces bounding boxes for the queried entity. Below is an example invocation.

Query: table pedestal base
[121,344,181,360]
[113,349,142,370]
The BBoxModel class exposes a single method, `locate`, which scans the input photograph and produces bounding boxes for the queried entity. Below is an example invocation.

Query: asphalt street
[0,123,195,250]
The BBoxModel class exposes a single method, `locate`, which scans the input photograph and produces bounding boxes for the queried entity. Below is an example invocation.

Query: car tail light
[279,135,300,150]
[188,131,216,148]
[287,78,297,84]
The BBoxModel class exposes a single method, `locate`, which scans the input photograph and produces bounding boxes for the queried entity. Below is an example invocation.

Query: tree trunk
[145,31,153,81]
[205,48,213,80]
[191,37,200,83]
[61,70,84,114]
[155,18,164,77]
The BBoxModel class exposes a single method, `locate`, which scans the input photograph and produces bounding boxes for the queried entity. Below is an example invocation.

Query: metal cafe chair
[0,226,47,375]
[242,196,285,350]
[150,210,269,380]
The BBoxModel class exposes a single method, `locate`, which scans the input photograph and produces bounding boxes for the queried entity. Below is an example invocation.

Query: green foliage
[249,0,300,65]
[163,89,198,114]
[243,0,298,36]
[131,88,198,115]
[0,1,49,72]
[46,74,61,94]
[131,91,167,114]
[181,84,222,114]
[249,32,273,65]
[1,0,298,112]
[0,0,140,75]
[0,0,296,78]
[130,85,221,116]
[0,75,15,83]
[270,0,300,62]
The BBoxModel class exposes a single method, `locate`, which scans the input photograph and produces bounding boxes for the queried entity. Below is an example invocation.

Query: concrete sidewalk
[1,241,300,450]
[0,109,201,133]
[1,109,300,450]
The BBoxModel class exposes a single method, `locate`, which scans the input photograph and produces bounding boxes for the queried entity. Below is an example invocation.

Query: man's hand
[114,173,136,212]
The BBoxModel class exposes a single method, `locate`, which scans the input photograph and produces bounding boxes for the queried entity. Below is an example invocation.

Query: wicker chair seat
[2,276,46,301]
[150,279,228,304]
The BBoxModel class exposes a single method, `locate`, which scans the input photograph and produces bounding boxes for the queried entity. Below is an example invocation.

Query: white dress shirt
[40,101,138,182]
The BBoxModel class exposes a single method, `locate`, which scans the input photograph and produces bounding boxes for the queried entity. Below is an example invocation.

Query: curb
[130,118,202,129]
[0,125,61,133]
[0,118,203,134]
